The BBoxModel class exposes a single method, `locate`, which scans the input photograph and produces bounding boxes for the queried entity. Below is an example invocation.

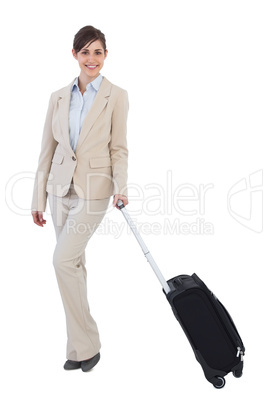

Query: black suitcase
[117,201,245,388]
[166,273,245,388]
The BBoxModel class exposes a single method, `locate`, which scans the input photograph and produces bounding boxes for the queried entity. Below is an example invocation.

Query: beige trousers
[48,185,110,361]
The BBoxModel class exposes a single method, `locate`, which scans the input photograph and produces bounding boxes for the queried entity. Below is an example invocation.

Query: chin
[86,70,99,77]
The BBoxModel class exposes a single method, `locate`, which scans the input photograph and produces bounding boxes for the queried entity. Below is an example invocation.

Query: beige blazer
[31,77,128,212]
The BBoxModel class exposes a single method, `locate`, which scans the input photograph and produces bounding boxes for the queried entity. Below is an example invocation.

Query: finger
[32,212,46,226]
[32,212,39,225]
[38,212,47,226]
[113,195,119,208]
[113,195,128,209]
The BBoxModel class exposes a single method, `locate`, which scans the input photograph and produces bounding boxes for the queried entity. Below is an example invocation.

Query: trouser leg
[48,188,109,361]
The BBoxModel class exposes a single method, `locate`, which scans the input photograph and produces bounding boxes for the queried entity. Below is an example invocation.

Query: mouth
[85,65,98,70]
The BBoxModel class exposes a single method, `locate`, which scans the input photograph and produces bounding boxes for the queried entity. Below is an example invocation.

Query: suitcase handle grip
[117,200,171,294]
[117,200,125,209]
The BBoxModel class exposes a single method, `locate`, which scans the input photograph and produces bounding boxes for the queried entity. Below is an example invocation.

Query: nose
[87,53,95,62]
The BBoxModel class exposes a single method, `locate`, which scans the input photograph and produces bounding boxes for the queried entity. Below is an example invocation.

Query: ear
[104,49,108,59]
[72,49,78,60]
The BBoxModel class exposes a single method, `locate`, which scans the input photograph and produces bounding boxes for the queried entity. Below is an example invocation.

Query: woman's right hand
[32,211,47,227]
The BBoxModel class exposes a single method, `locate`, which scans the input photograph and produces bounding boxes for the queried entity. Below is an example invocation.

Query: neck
[78,72,100,94]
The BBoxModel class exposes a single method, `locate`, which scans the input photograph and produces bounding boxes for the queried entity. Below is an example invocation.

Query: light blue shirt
[69,74,103,152]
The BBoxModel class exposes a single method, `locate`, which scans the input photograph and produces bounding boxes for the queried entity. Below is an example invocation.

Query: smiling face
[72,39,108,83]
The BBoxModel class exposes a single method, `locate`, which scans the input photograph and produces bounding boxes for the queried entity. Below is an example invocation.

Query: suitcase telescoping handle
[117,200,171,294]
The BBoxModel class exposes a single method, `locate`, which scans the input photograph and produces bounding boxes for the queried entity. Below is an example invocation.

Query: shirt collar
[72,74,103,92]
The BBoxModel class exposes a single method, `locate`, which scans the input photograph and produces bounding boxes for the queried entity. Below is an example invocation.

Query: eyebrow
[82,48,103,52]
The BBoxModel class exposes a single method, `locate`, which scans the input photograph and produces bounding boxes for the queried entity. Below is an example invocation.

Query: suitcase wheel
[233,369,243,378]
[212,376,226,389]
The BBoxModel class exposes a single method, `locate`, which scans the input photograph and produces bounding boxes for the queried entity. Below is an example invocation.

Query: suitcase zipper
[200,279,246,359]
[217,301,245,359]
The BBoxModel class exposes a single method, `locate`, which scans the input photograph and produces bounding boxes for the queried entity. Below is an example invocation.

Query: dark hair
[73,25,106,53]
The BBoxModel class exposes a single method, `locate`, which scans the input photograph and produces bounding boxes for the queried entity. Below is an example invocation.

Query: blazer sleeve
[31,94,58,212]
[109,89,129,197]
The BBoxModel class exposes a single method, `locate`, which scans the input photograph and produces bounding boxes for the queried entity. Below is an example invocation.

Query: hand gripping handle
[117,200,171,294]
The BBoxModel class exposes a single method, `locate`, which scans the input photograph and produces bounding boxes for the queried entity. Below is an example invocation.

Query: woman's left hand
[113,194,129,209]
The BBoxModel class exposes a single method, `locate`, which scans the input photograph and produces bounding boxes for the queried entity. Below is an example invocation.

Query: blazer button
[72,156,76,161]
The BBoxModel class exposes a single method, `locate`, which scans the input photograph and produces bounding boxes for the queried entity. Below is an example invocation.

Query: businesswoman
[31,25,129,372]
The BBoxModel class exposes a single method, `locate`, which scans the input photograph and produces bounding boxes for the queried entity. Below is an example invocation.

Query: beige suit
[32,77,128,212]
[32,77,128,362]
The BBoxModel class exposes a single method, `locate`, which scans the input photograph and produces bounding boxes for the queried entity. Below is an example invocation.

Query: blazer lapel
[75,77,112,152]
[56,81,75,155]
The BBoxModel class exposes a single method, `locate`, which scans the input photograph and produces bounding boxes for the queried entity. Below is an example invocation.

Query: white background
[1,0,267,401]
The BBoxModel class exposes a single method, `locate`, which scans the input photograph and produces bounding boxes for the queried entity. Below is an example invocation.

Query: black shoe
[81,353,100,372]
[64,360,81,370]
